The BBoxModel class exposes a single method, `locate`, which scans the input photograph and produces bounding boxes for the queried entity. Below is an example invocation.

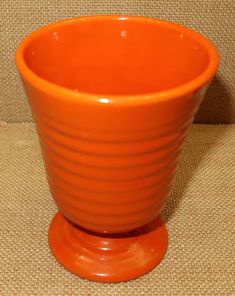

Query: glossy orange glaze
[16,15,219,282]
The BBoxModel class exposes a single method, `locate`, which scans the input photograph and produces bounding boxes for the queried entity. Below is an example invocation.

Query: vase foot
[48,212,168,282]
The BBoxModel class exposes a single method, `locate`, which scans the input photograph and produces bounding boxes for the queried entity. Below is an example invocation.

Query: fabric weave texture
[0,123,234,295]
[1,0,235,123]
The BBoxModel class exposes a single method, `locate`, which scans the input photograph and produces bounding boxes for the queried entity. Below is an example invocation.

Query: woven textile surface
[0,123,234,295]
[1,0,235,123]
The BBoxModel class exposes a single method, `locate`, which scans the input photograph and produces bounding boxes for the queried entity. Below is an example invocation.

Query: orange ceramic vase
[16,16,219,282]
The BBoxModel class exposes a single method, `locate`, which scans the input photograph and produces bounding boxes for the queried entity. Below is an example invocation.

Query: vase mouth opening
[16,15,219,105]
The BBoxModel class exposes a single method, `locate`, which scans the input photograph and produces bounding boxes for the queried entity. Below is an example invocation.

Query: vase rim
[16,15,219,106]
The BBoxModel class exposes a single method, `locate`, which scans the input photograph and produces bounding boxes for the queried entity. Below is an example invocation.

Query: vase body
[16,15,219,282]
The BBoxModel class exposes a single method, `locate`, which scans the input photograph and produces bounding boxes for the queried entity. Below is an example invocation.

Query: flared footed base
[48,212,168,282]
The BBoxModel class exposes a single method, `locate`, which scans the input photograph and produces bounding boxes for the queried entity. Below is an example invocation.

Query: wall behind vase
[1,0,234,123]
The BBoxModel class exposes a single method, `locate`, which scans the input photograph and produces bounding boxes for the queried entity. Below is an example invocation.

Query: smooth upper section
[16,15,219,104]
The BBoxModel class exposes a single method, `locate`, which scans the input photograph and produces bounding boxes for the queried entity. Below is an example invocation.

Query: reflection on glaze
[120,30,127,38]
[99,98,110,104]
[52,31,59,41]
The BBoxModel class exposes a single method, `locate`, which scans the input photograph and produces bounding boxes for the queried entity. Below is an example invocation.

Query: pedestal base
[48,212,168,282]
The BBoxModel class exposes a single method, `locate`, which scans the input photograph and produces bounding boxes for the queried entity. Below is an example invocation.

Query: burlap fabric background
[0,123,234,295]
[1,1,235,295]
[1,0,235,123]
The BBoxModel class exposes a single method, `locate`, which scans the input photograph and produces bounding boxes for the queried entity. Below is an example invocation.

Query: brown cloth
[0,123,234,295]
[1,0,235,123]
